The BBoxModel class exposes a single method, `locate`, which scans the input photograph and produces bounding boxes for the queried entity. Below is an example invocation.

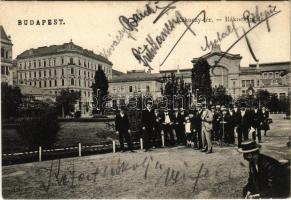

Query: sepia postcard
[0,1,290,199]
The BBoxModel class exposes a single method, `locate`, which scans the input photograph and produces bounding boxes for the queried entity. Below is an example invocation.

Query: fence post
[113,140,116,153]
[140,138,143,150]
[78,143,81,157]
[161,134,165,147]
[38,146,42,162]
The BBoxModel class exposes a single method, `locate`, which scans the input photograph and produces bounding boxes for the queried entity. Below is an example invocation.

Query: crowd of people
[115,102,271,153]
[115,103,291,199]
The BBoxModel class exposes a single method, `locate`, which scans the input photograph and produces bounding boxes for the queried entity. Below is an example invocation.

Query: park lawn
[55,122,118,148]
[2,121,118,154]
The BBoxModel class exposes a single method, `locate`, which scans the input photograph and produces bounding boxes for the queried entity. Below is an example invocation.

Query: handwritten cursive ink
[215,8,281,67]
[119,1,178,32]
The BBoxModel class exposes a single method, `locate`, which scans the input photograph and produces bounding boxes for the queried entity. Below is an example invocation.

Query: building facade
[1,26,13,85]
[111,46,290,105]
[109,70,163,107]
[16,41,113,114]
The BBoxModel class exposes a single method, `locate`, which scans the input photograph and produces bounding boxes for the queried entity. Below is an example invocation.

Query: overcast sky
[0,1,290,73]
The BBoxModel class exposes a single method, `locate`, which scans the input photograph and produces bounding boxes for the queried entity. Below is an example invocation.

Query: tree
[161,73,191,109]
[255,89,271,107]
[1,83,23,120]
[91,68,109,114]
[17,99,59,149]
[192,58,212,103]
[267,94,280,112]
[56,89,81,117]
[211,85,233,106]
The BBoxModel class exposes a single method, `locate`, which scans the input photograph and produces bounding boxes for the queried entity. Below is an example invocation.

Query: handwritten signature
[35,155,237,194]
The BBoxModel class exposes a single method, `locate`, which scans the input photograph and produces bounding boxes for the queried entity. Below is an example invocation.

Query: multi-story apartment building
[1,26,13,85]
[16,41,113,114]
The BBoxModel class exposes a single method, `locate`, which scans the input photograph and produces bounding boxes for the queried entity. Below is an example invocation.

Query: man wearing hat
[201,105,214,153]
[212,105,222,143]
[219,105,231,144]
[251,105,263,143]
[192,103,204,149]
[115,107,134,152]
[238,140,290,198]
[141,103,155,151]
[178,107,187,145]
[153,109,162,148]
[161,108,175,146]
[172,108,180,144]
[236,102,252,147]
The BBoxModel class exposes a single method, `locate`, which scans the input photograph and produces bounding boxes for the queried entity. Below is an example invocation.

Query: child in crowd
[185,116,193,147]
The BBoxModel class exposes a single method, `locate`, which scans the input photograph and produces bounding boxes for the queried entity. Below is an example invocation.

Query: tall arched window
[71,78,74,85]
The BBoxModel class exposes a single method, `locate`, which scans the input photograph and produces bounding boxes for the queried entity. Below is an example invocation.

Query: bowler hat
[196,103,202,107]
[238,140,261,153]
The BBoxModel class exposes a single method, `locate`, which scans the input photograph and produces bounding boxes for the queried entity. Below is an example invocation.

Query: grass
[2,121,119,154]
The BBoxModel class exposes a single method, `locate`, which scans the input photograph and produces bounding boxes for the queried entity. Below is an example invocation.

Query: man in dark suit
[178,108,187,145]
[236,103,252,148]
[161,108,175,146]
[141,103,155,151]
[239,140,290,198]
[251,105,263,143]
[115,107,134,152]
[172,108,180,144]
[153,109,162,148]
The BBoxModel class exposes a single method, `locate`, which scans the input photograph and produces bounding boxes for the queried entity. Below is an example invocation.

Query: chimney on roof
[177,65,180,74]
[256,60,260,69]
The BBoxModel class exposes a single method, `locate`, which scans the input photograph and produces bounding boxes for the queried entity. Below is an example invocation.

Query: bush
[17,101,59,150]
[74,111,81,118]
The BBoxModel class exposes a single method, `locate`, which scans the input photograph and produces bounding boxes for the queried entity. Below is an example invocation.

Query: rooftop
[16,41,112,65]
[0,25,12,45]
[110,71,162,83]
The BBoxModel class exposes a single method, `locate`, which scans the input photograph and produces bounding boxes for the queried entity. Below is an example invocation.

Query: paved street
[2,117,290,199]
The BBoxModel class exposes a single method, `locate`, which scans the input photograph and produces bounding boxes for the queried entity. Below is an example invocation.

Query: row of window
[1,48,10,59]
[112,85,151,93]
[17,68,96,79]
[18,56,111,74]
[241,79,260,88]
[1,66,10,75]
[20,79,94,88]
[241,90,287,99]
[43,89,92,98]
[262,71,282,79]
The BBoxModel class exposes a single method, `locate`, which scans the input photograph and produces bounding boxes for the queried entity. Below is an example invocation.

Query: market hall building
[15,41,113,115]
[109,45,290,106]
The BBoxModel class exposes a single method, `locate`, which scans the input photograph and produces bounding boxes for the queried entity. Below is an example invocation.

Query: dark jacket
[243,154,290,198]
[142,109,155,128]
[192,109,203,131]
[115,113,130,132]
[236,110,252,129]
[251,109,263,128]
